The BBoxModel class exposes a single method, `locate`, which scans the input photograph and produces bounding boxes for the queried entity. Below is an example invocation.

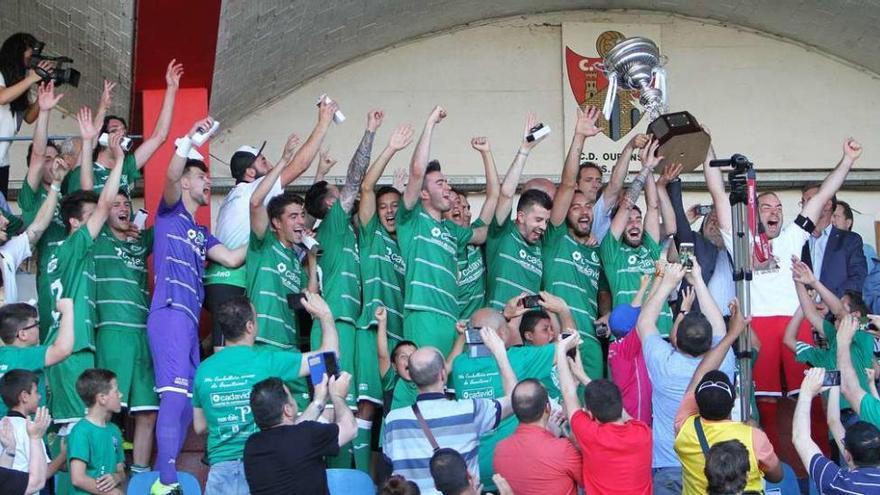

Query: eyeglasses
[19,321,39,331]
[697,380,733,398]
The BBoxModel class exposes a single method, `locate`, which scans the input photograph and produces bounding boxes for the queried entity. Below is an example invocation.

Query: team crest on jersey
[591,251,599,263]
[628,254,638,265]
[519,249,527,259]
[572,251,582,262]
[431,227,442,237]
[47,255,58,273]
[277,262,287,273]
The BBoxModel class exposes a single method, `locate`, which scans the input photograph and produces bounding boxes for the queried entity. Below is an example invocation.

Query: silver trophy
[602,36,709,172]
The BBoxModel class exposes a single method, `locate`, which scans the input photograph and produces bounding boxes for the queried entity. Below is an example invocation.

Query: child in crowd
[607,274,653,424]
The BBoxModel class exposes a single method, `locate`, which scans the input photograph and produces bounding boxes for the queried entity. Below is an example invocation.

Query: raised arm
[482,326,516,420]
[281,101,337,186]
[638,263,686,339]
[702,144,732,232]
[782,308,805,355]
[92,81,115,142]
[825,385,849,466]
[655,164,683,239]
[556,332,582,421]
[164,117,213,206]
[686,258,726,337]
[472,137,501,226]
[338,110,381,213]
[375,307,392,377]
[641,142,663,241]
[837,315,867,413]
[313,149,337,184]
[45,298,74,366]
[801,139,862,223]
[28,82,63,186]
[792,258,845,319]
[133,60,182,169]
[85,133,126,238]
[684,299,746,395]
[25,158,66,248]
[495,113,547,225]
[249,147,291,240]
[403,106,446,209]
[24,408,50,495]
[551,107,601,226]
[601,133,648,209]
[793,368,827,472]
[298,292,340,376]
[358,124,414,226]
[76,107,99,191]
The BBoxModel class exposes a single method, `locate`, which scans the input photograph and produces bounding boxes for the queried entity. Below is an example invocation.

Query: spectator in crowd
[799,183,867,297]
[243,374,357,495]
[0,33,52,198]
[837,314,880,427]
[637,262,736,493]
[601,139,673,336]
[0,406,51,495]
[607,275,653,424]
[430,448,480,495]
[193,293,339,494]
[794,367,880,494]
[673,297,782,494]
[704,440,750,495]
[374,307,419,412]
[486,113,550,311]
[542,106,604,379]
[662,146,735,314]
[832,200,877,273]
[148,117,246,494]
[67,369,126,495]
[383,326,515,494]
[206,99,333,350]
[0,299,73,417]
[396,106,487,357]
[379,474,422,495]
[493,378,582,495]
[556,332,652,494]
[706,138,861,454]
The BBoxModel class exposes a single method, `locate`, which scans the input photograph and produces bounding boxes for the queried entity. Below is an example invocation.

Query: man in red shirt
[493,378,582,495]
[556,333,653,494]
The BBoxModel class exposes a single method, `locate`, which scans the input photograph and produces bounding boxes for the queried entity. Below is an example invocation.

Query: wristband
[517,149,529,157]
[175,136,193,159]
[794,214,815,234]
[50,183,61,193]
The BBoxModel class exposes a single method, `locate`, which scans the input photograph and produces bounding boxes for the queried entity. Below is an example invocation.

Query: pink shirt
[608,332,652,425]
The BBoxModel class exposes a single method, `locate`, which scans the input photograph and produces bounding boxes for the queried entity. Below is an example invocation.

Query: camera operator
[0,33,54,198]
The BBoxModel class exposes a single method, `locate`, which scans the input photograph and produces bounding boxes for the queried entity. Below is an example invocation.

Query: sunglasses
[697,380,733,398]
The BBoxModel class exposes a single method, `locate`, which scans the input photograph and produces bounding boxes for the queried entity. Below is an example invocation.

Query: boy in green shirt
[375,307,419,412]
[0,299,74,417]
[67,369,126,495]
[192,293,339,493]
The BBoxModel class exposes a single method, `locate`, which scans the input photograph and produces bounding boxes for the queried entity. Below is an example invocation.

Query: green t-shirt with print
[67,418,124,494]
[357,215,406,340]
[0,345,47,416]
[315,201,361,326]
[46,227,96,352]
[246,230,303,347]
[93,227,153,333]
[486,216,542,311]
[542,222,601,336]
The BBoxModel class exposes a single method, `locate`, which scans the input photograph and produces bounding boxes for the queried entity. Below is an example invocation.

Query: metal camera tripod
[710,154,756,422]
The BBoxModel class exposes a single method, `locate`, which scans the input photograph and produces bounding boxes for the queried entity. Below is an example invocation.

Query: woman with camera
[0,32,54,198]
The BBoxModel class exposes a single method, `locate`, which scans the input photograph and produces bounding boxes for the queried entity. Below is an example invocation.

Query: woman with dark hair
[0,32,53,197]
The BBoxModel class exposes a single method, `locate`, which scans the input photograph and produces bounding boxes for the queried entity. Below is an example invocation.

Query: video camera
[28,40,80,87]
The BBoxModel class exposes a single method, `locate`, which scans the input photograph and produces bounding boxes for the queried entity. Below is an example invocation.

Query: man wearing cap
[204,101,338,348]
[673,295,783,495]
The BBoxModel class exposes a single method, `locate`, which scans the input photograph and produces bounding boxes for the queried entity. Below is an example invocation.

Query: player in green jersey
[351,123,414,471]
[65,61,182,195]
[542,106,605,378]
[443,137,500,320]
[45,127,126,426]
[304,109,383,468]
[600,138,673,335]
[397,106,488,357]
[486,114,550,310]
[93,190,156,474]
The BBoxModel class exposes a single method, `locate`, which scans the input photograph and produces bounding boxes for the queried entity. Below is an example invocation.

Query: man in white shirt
[203,101,339,348]
[706,138,863,455]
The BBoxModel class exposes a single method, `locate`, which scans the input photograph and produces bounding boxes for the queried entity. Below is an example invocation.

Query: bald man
[523,177,557,200]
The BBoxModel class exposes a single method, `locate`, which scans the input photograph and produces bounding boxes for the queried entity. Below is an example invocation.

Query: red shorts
[751,315,813,397]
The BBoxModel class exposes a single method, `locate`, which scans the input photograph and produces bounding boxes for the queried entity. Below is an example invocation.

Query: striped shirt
[809,454,880,494]
[94,226,153,333]
[316,201,361,325]
[150,198,219,323]
[397,201,473,321]
[486,216,542,311]
[246,230,302,347]
[541,222,601,336]
[46,227,97,352]
[383,392,501,495]
[456,219,487,320]
[356,215,405,340]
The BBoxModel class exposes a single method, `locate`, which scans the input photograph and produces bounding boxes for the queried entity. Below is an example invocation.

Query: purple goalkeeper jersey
[150,197,219,323]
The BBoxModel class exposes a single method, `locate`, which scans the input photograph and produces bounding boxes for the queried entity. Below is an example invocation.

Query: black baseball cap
[229,141,266,182]
[696,370,736,420]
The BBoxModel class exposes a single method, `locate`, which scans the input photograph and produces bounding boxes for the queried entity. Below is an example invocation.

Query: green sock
[353,420,373,473]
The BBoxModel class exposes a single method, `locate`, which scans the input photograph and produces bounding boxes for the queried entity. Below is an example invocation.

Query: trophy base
[647,111,711,173]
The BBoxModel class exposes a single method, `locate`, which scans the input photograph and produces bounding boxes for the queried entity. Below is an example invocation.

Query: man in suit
[800,183,867,297]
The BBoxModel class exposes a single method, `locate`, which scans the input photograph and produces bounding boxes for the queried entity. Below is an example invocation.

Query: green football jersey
[397,201,473,321]
[456,219,487,319]
[316,201,361,325]
[486,216,543,311]
[508,344,560,401]
[356,215,405,340]
[192,345,303,464]
[381,369,419,411]
[246,230,303,348]
[542,222,601,335]
[599,232,672,335]
[63,154,140,195]
[1,208,23,236]
[796,320,876,410]
[18,181,66,338]
[0,345,47,416]
[46,227,96,352]
[93,227,153,333]
[66,418,124,494]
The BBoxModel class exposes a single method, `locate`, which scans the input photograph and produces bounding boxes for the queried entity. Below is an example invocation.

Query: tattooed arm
[339,110,382,213]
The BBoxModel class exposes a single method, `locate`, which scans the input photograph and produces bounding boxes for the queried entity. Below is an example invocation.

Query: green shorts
[355,327,382,405]
[96,328,159,411]
[578,332,604,380]
[46,350,94,423]
[403,311,456,357]
[311,319,357,408]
